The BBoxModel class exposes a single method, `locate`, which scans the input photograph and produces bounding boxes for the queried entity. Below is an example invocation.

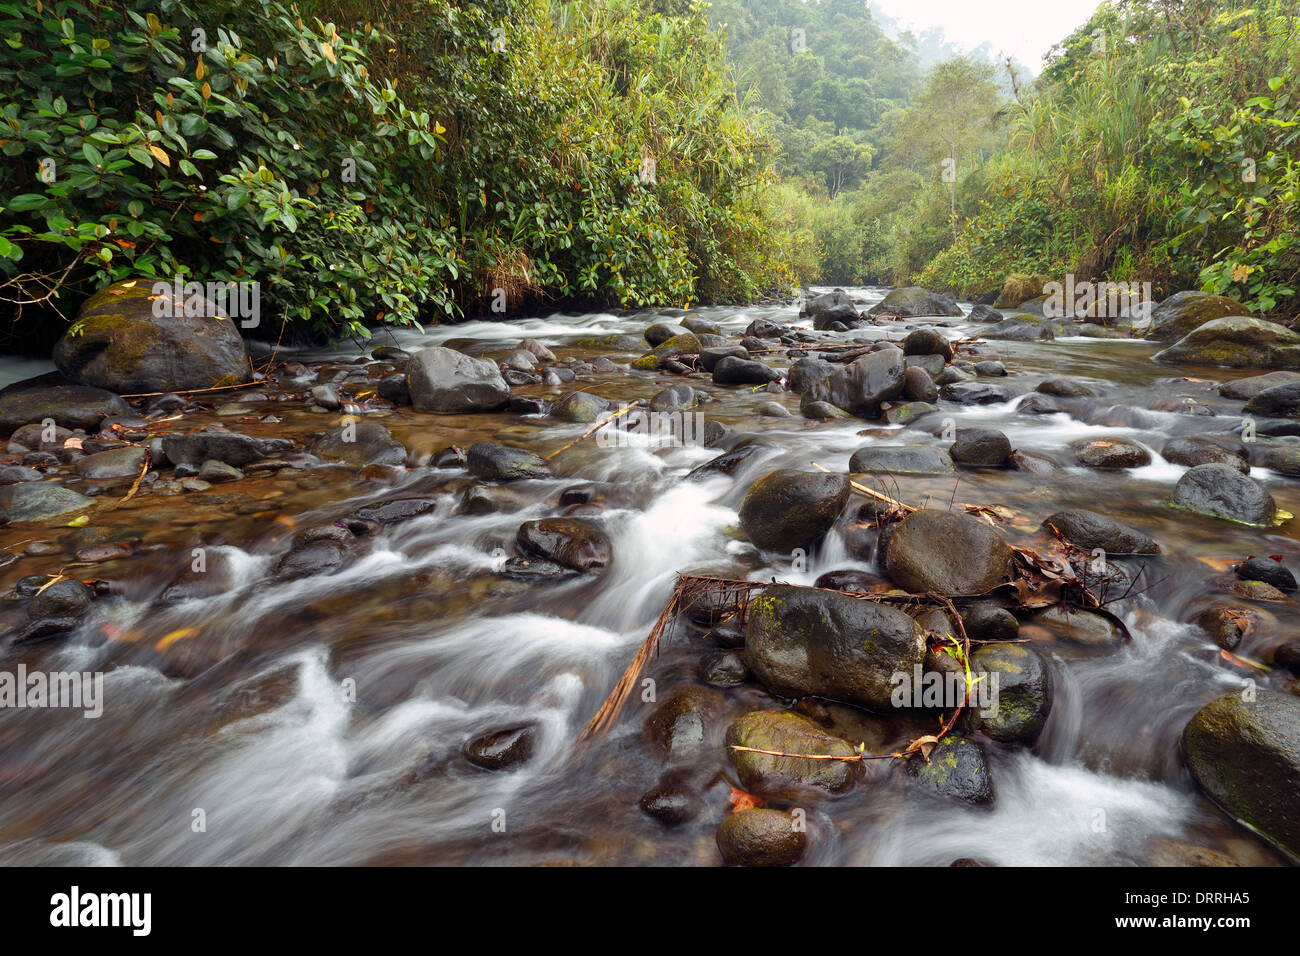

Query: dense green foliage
[0,0,789,337]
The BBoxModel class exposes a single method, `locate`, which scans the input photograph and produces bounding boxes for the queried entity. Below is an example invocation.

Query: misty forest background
[1,0,1297,347]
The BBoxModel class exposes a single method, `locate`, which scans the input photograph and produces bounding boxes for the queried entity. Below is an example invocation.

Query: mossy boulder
[866,286,961,318]
[0,482,94,522]
[1182,690,1300,857]
[995,273,1051,308]
[1146,291,1245,341]
[726,710,857,797]
[1170,463,1276,526]
[1153,316,1300,369]
[744,584,926,711]
[54,279,251,393]
[903,736,995,806]
[962,643,1053,745]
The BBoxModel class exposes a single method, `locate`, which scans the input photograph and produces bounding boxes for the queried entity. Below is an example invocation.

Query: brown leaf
[907,734,940,762]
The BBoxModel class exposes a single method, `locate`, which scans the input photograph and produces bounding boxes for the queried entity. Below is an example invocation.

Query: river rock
[1235,556,1296,591]
[1161,436,1249,473]
[274,539,345,579]
[903,736,994,806]
[1070,437,1152,469]
[309,422,406,467]
[810,346,906,418]
[712,356,781,385]
[1033,606,1124,647]
[1040,509,1159,554]
[903,365,939,403]
[902,328,954,360]
[1153,316,1300,369]
[1147,291,1245,341]
[848,444,954,475]
[0,483,93,521]
[516,517,611,573]
[28,579,94,619]
[407,347,511,413]
[726,710,857,796]
[1194,605,1257,651]
[700,345,749,372]
[73,445,146,480]
[866,286,961,318]
[463,723,537,771]
[1036,377,1094,398]
[940,382,1017,404]
[1182,691,1300,856]
[53,278,251,392]
[744,584,926,711]
[466,442,549,481]
[1243,381,1300,417]
[700,649,750,687]
[961,603,1019,643]
[804,290,860,330]
[0,384,132,437]
[968,304,1002,322]
[788,357,836,393]
[984,316,1056,341]
[638,771,703,825]
[644,686,725,758]
[738,469,849,553]
[551,390,611,423]
[645,323,689,346]
[161,431,271,468]
[882,509,1014,596]
[1219,371,1300,400]
[716,809,806,867]
[963,643,1053,744]
[950,428,1011,467]
[1171,463,1275,525]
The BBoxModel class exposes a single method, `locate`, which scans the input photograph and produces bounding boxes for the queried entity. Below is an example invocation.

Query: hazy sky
[871,0,1103,69]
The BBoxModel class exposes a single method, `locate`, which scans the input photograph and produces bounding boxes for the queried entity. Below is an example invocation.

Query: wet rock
[700,649,750,687]
[984,316,1056,341]
[463,724,537,771]
[716,809,806,867]
[848,444,954,475]
[644,323,689,346]
[1017,394,1068,415]
[934,366,973,386]
[902,328,953,360]
[1235,556,1296,591]
[809,346,906,418]
[1033,606,1123,647]
[882,401,939,425]
[940,381,1017,404]
[162,431,271,468]
[744,318,784,339]
[1162,436,1248,473]
[406,346,511,413]
[903,365,938,403]
[644,332,702,363]
[686,442,767,481]
[1273,641,1300,673]
[1153,316,1300,369]
[1243,381,1300,417]
[1039,509,1159,555]
[800,398,851,420]
[639,772,704,826]
[354,497,439,524]
[466,442,550,481]
[699,345,749,372]
[968,304,1002,322]
[499,556,574,583]
[28,579,94,619]
[650,385,697,412]
[53,279,251,392]
[551,390,611,423]
[0,384,132,437]
[712,356,781,385]
[787,357,836,393]
[0,483,93,521]
[371,345,411,363]
[274,540,345,580]
[644,686,725,758]
[1171,463,1275,525]
[903,736,994,806]
[1182,691,1300,856]
[974,361,1006,377]
[737,469,849,552]
[726,710,857,796]
[744,584,926,710]
[882,509,1014,596]
[1194,605,1258,651]
[1008,450,1061,475]
[516,517,611,573]
[961,603,1019,643]
[310,422,407,467]
[963,643,1053,745]
[866,286,961,318]
[904,353,946,377]
[1036,377,1094,398]
[309,384,342,410]
[194,459,241,484]
[0,465,42,484]
[1070,437,1152,469]
[1147,291,1245,341]
[1219,371,1300,400]
[813,569,879,592]
[804,289,860,330]
[949,428,1011,467]
[13,617,80,645]
[73,445,146,480]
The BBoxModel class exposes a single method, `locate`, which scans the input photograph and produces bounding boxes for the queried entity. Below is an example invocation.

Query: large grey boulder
[407,346,510,413]
[1153,316,1300,369]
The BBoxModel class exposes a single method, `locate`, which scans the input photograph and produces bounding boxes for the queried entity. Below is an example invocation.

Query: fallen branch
[544,405,635,461]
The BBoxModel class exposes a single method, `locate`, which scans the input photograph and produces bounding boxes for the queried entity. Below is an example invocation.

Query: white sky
[871,0,1103,69]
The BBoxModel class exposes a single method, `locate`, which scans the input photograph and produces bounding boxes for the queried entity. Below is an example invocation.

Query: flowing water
[0,287,1295,866]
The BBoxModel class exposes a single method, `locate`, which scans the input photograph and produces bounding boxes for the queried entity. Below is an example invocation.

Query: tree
[809,136,874,197]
